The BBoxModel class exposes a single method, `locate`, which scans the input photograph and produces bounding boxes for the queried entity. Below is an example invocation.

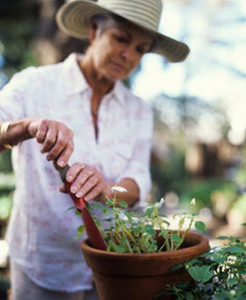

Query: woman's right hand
[26,118,74,167]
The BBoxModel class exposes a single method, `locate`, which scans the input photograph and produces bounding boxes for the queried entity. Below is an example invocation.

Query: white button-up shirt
[0,53,153,291]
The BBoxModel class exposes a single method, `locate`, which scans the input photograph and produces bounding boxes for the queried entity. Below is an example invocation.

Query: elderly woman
[0,0,189,299]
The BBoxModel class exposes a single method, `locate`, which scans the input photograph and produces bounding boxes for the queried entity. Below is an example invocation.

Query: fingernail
[58,160,65,167]
[76,192,82,198]
[71,187,77,193]
[67,176,73,182]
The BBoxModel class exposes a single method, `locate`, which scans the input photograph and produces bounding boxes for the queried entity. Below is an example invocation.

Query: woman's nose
[120,47,136,62]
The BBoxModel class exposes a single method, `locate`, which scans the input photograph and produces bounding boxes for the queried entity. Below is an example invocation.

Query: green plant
[167,234,246,299]
[76,186,206,254]
[0,194,13,220]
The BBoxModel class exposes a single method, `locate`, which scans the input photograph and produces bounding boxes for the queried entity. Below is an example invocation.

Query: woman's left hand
[60,162,108,202]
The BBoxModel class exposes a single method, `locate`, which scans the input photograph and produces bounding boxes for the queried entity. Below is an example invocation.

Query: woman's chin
[103,73,125,82]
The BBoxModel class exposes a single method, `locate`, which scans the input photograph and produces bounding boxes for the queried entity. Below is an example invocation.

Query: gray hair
[90,14,156,52]
[90,13,127,37]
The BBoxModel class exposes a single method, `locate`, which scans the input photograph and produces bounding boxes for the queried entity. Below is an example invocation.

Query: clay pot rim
[81,231,209,258]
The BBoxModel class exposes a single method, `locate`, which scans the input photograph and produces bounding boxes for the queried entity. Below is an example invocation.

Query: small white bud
[160,197,165,205]
[190,198,196,206]
[111,185,127,193]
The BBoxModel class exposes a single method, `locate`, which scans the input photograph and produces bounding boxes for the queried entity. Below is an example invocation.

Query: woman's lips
[110,61,126,73]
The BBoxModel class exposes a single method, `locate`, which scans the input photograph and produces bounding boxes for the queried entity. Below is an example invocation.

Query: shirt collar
[62,53,126,106]
[62,53,90,96]
[106,80,125,107]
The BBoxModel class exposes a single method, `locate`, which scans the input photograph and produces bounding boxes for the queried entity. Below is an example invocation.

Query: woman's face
[89,23,153,81]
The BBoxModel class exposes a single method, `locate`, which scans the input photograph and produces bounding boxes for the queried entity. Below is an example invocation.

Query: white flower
[154,197,165,209]
[190,198,196,206]
[119,213,128,221]
[132,217,139,223]
[160,197,165,205]
[111,185,127,193]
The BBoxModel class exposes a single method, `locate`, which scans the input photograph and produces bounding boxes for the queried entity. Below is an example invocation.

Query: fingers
[66,164,107,201]
[75,176,99,199]
[40,122,57,153]
[55,140,74,167]
[44,130,74,165]
[36,121,49,144]
[66,163,86,183]
[69,164,95,195]
[30,119,74,166]
[83,181,106,201]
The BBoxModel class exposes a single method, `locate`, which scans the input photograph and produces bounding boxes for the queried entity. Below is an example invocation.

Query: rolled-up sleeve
[116,103,153,205]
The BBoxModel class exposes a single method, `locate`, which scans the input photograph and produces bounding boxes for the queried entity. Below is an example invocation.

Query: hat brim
[56,0,190,62]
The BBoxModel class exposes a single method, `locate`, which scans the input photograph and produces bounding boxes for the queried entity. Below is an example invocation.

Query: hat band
[98,0,162,31]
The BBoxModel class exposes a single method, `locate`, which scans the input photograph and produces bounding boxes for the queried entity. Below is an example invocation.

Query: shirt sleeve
[0,67,36,122]
[116,102,153,206]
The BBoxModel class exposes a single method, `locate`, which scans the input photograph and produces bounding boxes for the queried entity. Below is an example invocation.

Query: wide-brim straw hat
[56,0,190,62]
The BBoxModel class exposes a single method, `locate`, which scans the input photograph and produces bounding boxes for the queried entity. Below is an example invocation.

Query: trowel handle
[53,162,85,210]
[54,163,70,183]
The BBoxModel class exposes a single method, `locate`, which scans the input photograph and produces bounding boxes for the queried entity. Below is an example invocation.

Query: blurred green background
[0,0,246,240]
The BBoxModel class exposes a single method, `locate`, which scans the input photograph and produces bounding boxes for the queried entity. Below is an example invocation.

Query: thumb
[26,118,40,138]
[59,184,67,194]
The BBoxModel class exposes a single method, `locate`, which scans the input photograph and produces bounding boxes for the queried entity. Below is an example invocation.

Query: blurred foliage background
[0,0,246,240]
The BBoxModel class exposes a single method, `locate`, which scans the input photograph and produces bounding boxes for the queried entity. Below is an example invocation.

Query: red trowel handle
[54,162,107,250]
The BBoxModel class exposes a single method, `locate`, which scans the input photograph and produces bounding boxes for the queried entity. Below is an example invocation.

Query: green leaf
[159,227,168,236]
[114,245,126,253]
[66,206,76,211]
[237,282,246,294]
[224,245,245,253]
[212,256,226,264]
[124,212,132,222]
[185,293,195,300]
[146,206,155,218]
[227,278,238,288]
[194,221,206,232]
[145,224,156,236]
[105,199,114,207]
[119,201,128,209]
[216,236,230,240]
[75,224,85,239]
[171,234,181,244]
[170,263,184,272]
[155,289,164,298]
[214,293,228,300]
[77,225,85,234]
[178,218,185,229]
[239,269,246,275]
[90,202,104,210]
[188,265,213,283]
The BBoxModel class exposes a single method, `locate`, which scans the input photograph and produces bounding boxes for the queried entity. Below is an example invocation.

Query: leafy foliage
[83,193,206,254]
[167,236,246,299]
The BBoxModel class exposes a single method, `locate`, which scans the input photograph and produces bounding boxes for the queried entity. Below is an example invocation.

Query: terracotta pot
[81,231,209,300]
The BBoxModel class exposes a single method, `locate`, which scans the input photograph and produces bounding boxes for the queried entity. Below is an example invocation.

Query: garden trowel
[54,163,107,251]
